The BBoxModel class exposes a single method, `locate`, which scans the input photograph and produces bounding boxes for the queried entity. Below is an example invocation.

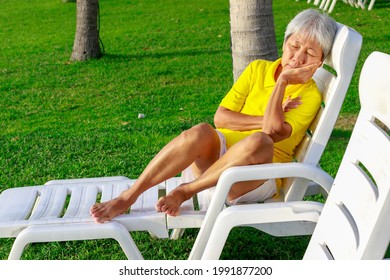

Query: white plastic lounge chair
[0,23,362,260]
[173,22,362,240]
[305,1,335,13]
[195,51,390,260]
[310,0,376,13]
[257,22,362,204]
[320,0,338,12]
[345,0,376,10]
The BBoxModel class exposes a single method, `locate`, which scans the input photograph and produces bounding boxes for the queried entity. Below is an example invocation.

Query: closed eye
[307,51,320,58]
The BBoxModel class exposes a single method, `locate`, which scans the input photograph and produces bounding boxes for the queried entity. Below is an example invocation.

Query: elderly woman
[90,9,337,222]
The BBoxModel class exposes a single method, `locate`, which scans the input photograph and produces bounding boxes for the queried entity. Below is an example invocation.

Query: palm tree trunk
[71,0,101,61]
[230,0,278,81]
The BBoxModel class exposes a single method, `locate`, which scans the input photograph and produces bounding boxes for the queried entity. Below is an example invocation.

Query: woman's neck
[274,64,283,82]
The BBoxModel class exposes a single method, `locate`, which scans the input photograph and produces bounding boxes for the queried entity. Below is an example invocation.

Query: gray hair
[284,9,338,60]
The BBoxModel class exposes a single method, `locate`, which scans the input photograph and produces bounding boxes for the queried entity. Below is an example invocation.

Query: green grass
[0,0,389,260]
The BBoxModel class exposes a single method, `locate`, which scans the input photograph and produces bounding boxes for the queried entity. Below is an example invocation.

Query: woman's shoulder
[247,58,281,76]
[249,58,276,68]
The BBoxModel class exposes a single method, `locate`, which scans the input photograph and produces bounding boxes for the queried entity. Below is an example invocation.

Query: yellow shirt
[217,58,322,163]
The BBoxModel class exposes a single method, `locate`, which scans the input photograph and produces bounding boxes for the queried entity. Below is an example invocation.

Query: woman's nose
[292,51,306,66]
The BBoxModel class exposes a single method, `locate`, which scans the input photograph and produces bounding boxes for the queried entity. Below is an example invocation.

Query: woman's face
[281,33,323,71]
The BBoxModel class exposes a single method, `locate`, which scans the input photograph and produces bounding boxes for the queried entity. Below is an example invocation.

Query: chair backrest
[279,23,362,202]
[304,51,390,259]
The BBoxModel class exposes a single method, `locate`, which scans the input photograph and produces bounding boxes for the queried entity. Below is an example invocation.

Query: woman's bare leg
[156,132,274,216]
[90,123,221,223]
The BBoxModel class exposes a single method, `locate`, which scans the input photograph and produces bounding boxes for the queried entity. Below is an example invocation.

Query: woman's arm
[214,97,302,132]
[214,97,301,131]
[261,79,292,142]
[214,106,263,131]
[262,62,321,142]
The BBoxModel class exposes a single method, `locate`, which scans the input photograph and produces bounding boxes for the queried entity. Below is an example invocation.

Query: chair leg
[368,0,375,10]
[200,211,233,260]
[8,222,143,260]
[170,228,185,240]
[328,0,338,12]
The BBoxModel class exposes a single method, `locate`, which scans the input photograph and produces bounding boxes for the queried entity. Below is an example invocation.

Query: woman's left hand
[283,96,302,112]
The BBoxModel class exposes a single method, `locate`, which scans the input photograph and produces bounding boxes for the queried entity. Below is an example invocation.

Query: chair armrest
[215,162,333,205]
[189,162,333,260]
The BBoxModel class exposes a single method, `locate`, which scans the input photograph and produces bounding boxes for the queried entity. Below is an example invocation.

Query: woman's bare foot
[90,197,131,223]
[155,187,189,216]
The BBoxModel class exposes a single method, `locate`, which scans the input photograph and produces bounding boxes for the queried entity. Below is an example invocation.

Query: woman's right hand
[279,62,321,86]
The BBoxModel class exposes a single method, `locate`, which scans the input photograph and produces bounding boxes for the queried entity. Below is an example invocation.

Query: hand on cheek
[279,61,322,85]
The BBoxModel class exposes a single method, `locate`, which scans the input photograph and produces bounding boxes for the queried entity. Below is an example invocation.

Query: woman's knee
[179,123,216,145]
[243,132,274,164]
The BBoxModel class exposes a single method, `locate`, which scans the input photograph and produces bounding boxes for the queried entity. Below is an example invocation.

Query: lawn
[0,0,389,259]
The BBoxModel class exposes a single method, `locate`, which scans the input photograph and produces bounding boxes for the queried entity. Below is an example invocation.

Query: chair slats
[305,202,360,259]
[0,187,39,221]
[345,118,390,191]
[112,182,131,198]
[166,177,194,212]
[100,180,133,202]
[30,187,68,220]
[100,184,114,202]
[62,187,84,218]
[77,185,100,216]
[132,184,159,212]
[29,188,55,220]
[335,162,378,207]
